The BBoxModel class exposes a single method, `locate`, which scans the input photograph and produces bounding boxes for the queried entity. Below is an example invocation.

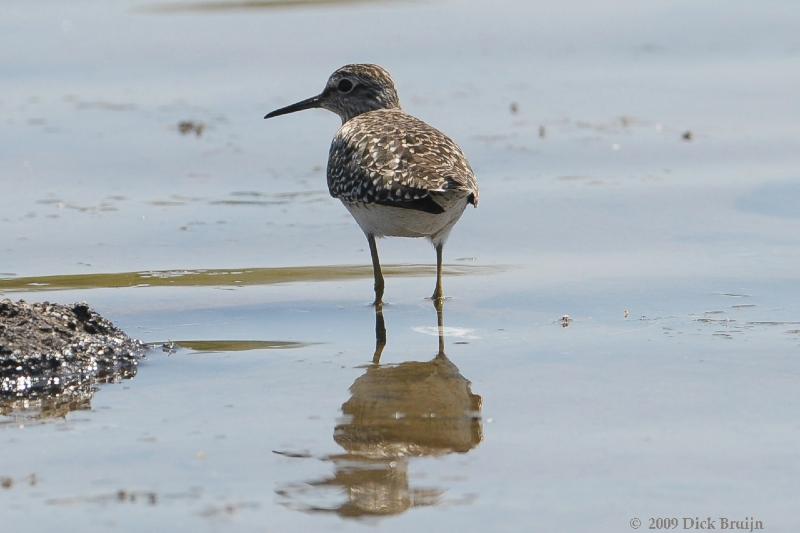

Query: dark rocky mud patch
[1,300,144,413]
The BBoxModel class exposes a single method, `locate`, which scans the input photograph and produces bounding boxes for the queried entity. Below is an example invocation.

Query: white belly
[342,196,469,245]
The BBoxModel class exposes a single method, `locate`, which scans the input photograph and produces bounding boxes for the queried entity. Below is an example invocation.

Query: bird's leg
[367,234,384,306]
[373,301,386,364]
[432,242,444,302]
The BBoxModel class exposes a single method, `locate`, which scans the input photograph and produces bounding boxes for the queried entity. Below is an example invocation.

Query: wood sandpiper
[264,64,479,304]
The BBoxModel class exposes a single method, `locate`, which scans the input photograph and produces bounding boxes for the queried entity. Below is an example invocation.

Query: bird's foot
[429,291,446,306]
[372,282,384,307]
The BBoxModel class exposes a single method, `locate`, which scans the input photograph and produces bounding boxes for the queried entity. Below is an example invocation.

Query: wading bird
[264,64,479,304]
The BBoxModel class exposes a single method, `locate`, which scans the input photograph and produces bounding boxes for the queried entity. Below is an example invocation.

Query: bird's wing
[327,109,479,213]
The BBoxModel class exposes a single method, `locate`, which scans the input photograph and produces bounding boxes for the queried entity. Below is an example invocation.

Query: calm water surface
[2,0,799,531]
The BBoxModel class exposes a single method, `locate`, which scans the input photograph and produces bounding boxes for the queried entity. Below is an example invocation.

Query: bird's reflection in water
[277,301,482,518]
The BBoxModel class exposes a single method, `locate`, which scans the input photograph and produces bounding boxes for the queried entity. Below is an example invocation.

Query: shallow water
[2,0,800,531]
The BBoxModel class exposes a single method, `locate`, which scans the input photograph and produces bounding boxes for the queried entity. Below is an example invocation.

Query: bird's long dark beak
[264,94,322,119]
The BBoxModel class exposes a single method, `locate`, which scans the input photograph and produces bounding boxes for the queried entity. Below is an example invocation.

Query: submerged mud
[0,300,144,409]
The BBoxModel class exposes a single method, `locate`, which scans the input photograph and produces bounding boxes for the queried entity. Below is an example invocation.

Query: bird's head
[264,64,400,124]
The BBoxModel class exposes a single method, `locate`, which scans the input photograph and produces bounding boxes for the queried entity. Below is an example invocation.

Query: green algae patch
[159,339,311,353]
[0,264,499,293]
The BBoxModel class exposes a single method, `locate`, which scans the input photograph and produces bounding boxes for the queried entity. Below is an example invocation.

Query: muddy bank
[0,300,144,405]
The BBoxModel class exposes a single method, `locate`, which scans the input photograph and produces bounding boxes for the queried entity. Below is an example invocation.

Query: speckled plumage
[328,108,479,211]
[264,64,479,303]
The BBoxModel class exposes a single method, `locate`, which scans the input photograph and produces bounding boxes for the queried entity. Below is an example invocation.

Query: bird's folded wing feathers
[327,110,479,210]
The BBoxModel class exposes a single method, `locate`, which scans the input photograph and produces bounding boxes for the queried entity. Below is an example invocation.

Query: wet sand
[2,0,800,531]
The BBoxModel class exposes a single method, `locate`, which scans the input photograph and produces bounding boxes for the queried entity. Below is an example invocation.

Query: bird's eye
[337,79,354,93]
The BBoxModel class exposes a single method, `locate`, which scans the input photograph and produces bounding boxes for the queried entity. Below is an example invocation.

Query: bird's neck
[339,101,401,124]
